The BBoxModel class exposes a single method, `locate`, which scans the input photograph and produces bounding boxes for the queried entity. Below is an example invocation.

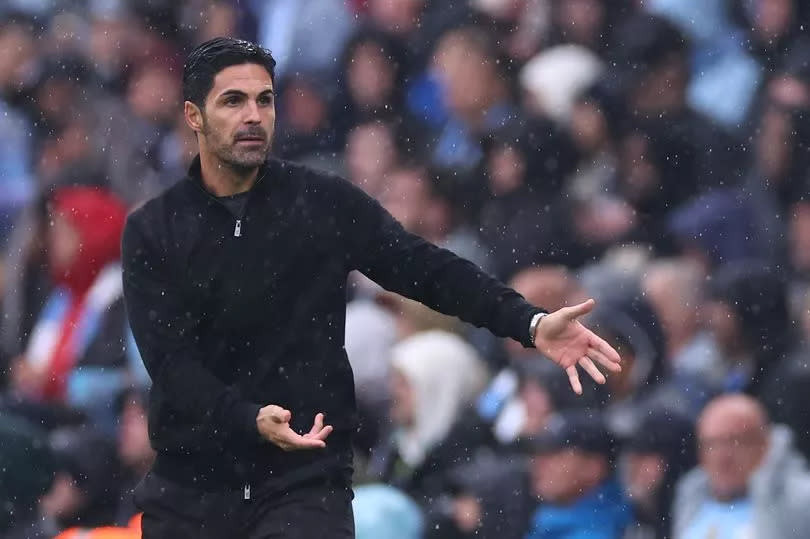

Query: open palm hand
[533,299,622,394]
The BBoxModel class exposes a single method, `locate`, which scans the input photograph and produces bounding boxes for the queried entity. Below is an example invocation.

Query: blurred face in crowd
[185,63,275,170]
[697,396,769,501]
[47,213,81,276]
[281,77,328,134]
[621,452,666,501]
[128,64,181,124]
[486,144,526,196]
[382,168,430,234]
[0,22,36,90]
[348,42,396,108]
[643,260,705,351]
[368,0,425,35]
[555,0,605,48]
[519,379,554,437]
[570,99,610,154]
[531,448,608,504]
[752,0,794,40]
[345,122,397,197]
[705,300,744,357]
[434,30,503,121]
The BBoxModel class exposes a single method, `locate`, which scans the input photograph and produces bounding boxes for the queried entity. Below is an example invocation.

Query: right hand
[256,405,333,451]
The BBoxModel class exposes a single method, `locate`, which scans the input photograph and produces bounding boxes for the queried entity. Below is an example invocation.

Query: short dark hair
[182,37,276,108]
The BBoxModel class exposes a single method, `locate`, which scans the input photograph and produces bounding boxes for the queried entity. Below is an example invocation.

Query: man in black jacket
[122,37,621,538]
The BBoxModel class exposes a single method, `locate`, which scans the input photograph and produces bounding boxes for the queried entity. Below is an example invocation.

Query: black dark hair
[183,37,276,109]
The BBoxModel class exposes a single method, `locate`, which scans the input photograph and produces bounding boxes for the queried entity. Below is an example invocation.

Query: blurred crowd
[3,0,810,537]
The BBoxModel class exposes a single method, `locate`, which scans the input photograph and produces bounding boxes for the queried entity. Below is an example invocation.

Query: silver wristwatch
[529,312,549,346]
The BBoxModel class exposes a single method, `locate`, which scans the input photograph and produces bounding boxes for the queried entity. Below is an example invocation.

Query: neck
[199,148,261,197]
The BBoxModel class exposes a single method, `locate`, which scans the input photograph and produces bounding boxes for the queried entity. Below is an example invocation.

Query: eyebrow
[218,88,275,99]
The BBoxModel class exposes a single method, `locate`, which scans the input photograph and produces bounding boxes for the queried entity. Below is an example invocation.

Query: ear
[184,101,204,134]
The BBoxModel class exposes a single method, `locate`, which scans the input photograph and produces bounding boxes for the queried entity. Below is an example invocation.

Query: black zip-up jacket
[122,155,543,493]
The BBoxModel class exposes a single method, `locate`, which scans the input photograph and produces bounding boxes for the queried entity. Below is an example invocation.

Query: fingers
[566,365,583,395]
[307,413,324,435]
[280,431,327,451]
[589,333,622,368]
[563,298,596,320]
[578,356,606,384]
[304,413,333,441]
[587,346,622,373]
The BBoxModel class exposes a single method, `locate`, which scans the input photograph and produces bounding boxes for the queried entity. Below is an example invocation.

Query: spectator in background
[733,0,810,72]
[428,26,517,176]
[114,388,154,526]
[252,0,356,81]
[333,28,411,145]
[706,263,810,456]
[8,187,142,434]
[369,330,489,506]
[641,258,723,383]
[611,13,742,191]
[673,394,810,538]
[344,119,400,198]
[381,165,492,272]
[0,16,36,244]
[478,121,581,279]
[9,427,121,539]
[524,410,633,539]
[275,72,341,170]
[620,409,696,539]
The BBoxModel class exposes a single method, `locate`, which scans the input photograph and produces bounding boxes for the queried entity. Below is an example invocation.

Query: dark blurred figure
[706,263,810,457]
[673,394,810,538]
[734,0,810,72]
[524,411,633,539]
[610,13,743,191]
[333,28,411,145]
[114,388,155,525]
[9,427,121,539]
[275,72,341,169]
[587,292,714,437]
[620,409,697,539]
[548,0,632,55]
[478,121,580,279]
[0,414,55,536]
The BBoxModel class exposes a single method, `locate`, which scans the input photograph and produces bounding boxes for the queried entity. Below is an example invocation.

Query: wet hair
[182,37,276,109]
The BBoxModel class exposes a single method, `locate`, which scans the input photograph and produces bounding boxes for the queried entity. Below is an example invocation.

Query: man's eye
[258,95,273,105]
[225,97,240,105]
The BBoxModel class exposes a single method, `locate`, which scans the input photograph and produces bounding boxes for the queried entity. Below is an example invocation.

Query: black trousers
[135,472,355,539]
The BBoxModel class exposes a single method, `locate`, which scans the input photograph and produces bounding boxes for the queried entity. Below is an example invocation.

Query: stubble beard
[203,122,272,172]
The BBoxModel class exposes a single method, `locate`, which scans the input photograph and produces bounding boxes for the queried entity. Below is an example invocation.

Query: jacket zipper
[190,170,267,239]
[244,483,251,501]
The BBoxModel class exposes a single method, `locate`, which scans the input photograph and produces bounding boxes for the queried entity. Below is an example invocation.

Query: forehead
[208,63,274,98]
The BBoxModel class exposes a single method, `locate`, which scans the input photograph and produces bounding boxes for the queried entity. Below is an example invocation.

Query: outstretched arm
[341,179,620,393]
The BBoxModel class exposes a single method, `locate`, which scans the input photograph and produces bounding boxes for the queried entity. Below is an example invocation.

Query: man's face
[191,63,276,169]
[698,411,768,500]
[530,448,606,504]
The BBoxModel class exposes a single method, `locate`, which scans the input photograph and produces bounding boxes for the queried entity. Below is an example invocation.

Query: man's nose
[244,100,261,123]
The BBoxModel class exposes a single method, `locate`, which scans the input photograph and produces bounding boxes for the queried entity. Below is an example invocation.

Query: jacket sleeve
[121,215,261,441]
[343,181,544,348]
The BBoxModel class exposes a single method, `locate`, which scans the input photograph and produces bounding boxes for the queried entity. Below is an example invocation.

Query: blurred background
[3,0,810,538]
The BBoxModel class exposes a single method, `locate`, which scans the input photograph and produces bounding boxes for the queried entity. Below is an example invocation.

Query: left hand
[533,298,622,395]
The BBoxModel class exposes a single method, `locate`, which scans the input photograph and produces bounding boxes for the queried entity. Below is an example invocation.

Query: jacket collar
[185,154,275,199]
